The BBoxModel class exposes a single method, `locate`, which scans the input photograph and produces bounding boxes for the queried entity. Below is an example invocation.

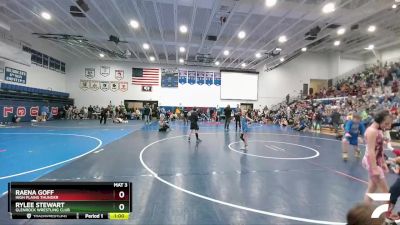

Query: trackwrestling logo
[367,193,400,223]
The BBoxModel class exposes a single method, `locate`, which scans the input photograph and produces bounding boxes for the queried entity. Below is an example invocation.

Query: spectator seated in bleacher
[132,108,141,120]
[11,114,21,124]
[158,114,170,132]
[279,118,288,127]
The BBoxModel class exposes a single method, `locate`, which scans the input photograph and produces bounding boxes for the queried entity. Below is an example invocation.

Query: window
[23,46,66,74]
[55,59,61,71]
[61,62,65,73]
[49,57,55,70]
[31,50,43,65]
[23,46,31,53]
[31,50,37,64]
[43,54,49,68]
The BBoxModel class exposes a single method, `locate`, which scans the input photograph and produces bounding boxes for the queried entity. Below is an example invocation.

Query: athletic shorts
[241,124,249,133]
[190,123,199,130]
[41,112,47,116]
[344,135,358,146]
[362,156,385,180]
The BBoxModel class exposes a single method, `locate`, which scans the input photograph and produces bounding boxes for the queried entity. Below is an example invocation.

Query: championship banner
[205,72,214,86]
[142,86,152,92]
[115,69,124,80]
[161,68,178,87]
[196,71,205,85]
[80,80,89,90]
[178,70,188,84]
[90,80,99,90]
[214,72,221,86]
[5,67,27,84]
[119,82,128,92]
[100,81,110,92]
[100,66,110,77]
[110,81,118,92]
[188,71,196,85]
[85,68,95,79]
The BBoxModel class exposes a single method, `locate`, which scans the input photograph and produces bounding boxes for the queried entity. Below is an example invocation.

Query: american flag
[132,68,159,86]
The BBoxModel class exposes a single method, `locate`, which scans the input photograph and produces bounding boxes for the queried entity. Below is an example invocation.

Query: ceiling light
[41,12,51,20]
[337,27,346,35]
[179,25,188,33]
[241,63,246,68]
[179,58,184,63]
[334,40,341,46]
[149,56,155,61]
[223,50,230,56]
[365,44,374,50]
[238,31,246,39]
[367,25,376,32]
[179,47,185,53]
[215,61,220,66]
[322,2,335,13]
[99,53,105,58]
[301,47,307,52]
[255,53,262,58]
[129,20,139,29]
[143,43,150,50]
[393,4,397,9]
[265,0,277,7]
[280,57,284,62]
[278,35,287,43]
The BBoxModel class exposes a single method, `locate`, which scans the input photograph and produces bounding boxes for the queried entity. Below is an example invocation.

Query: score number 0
[117,190,127,211]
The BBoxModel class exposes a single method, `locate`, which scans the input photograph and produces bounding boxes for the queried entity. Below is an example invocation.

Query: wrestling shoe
[385,208,400,224]
[354,150,361,158]
[342,152,348,161]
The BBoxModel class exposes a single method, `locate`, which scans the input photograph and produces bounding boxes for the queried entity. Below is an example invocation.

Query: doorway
[124,100,159,117]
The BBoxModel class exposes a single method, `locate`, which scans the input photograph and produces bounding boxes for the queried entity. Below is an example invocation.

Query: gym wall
[67,60,245,108]
[0,28,72,92]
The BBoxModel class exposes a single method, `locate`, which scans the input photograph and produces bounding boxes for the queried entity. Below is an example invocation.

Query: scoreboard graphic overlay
[8,182,132,220]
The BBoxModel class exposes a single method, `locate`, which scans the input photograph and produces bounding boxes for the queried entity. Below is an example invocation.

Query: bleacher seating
[0,82,69,98]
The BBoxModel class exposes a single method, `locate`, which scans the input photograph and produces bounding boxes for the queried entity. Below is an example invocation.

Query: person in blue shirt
[240,110,254,151]
[40,105,49,121]
[342,113,366,160]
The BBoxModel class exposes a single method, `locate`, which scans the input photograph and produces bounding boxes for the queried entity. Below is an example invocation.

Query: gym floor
[0,120,396,225]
